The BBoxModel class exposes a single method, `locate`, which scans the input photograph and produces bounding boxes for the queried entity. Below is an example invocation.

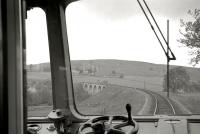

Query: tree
[112,70,116,75]
[163,67,190,93]
[119,73,124,78]
[92,66,97,75]
[87,68,93,74]
[178,9,200,66]
[29,64,33,71]
[74,83,90,102]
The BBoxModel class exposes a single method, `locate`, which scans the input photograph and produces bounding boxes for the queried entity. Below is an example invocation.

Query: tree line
[163,66,200,93]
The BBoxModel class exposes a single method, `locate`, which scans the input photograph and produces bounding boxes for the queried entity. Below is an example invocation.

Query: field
[27,72,52,117]
[170,93,200,114]
[27,82,150,116]
[28,105,52,117]
[75,84,150,115]
[27,71,51,80]
[26,60,200,117]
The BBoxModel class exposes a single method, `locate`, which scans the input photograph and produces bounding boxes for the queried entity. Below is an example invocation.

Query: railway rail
[108,83,178,115]
[138,88,176,115]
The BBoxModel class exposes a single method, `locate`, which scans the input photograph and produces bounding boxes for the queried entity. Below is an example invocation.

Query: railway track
[138,89,176,115]
[101,84,177,115]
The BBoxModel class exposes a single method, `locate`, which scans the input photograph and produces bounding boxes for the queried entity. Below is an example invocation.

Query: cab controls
[47,124,56,131]
[27,124,41,134]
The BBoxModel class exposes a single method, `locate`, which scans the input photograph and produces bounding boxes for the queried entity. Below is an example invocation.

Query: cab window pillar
[45,3,70,110]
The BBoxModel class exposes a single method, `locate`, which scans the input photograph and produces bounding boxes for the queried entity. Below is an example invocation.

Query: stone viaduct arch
[82,82,106,95]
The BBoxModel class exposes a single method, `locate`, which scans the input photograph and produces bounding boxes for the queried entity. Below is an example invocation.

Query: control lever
[79,104,139,134]
[48,109,72,134]
[126,103,133,123]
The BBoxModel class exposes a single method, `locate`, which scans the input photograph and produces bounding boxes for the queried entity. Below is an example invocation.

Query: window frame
[26,7,53,118]
[26,0,200,124]
[26,0,85,122]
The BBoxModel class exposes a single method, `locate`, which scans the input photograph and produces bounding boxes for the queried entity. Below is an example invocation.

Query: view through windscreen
[66,0,200,115]
[26,8,53,117]
[26,0,200,117]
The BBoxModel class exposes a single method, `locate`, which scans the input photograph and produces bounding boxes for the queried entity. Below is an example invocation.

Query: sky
[26,0,200,67]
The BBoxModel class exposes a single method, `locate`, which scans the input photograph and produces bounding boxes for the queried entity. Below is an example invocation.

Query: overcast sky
[26,0,200,67]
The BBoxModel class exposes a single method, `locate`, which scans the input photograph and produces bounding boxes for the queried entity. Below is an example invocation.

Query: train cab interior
[1,0,200,134]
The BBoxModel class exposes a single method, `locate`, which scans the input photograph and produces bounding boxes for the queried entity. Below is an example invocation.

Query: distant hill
[27,59,200,82]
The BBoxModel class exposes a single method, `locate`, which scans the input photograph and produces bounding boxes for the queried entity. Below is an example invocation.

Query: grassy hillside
[27,72,51,80]
[27,59,200,82]
[71,59,165,77]
[71,59,200,81]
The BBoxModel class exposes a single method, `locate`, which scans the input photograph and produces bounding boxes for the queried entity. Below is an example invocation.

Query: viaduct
[81,82,106,95]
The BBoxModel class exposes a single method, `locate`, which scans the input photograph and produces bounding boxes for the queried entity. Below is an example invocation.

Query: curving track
[138,89,176,115]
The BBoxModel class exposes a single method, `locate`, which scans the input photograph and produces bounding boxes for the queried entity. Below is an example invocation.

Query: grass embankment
[27,72,52,117]
[27,84,148,117]
[158,91,200,114]
[27,72,149,117]
[76,85,147,115]
[170,93,200,114]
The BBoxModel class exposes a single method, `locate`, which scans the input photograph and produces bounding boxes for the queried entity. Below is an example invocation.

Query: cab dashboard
[27,104,200,134]
[27,115,200,134]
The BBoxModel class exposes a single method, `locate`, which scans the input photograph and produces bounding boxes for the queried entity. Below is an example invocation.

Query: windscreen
[26,8,53,117]
[66,0,200,115]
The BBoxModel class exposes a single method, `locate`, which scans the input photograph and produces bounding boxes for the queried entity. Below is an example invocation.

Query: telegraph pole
[137,0,176,97]
[167,20,169,98]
